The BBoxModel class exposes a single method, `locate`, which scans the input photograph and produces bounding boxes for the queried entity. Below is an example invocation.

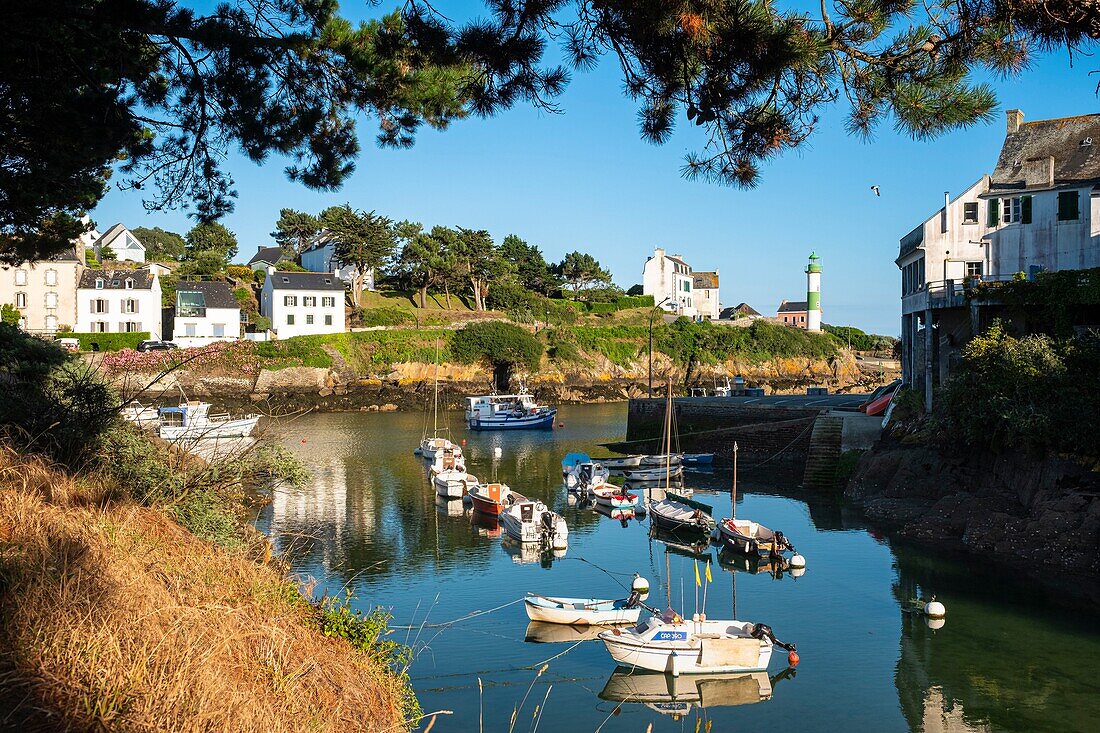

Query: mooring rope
[391,597,525,630]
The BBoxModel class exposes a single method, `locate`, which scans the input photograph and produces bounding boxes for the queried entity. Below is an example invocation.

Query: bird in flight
[870,185,881,197]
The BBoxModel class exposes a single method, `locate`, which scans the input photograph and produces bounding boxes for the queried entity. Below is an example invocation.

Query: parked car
[55,337,80,352]
[136,340,178,352]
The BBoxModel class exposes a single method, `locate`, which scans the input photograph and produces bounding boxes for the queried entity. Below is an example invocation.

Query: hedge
[614,294,655,309]
[359,306,414,327]
[69,332,151,352]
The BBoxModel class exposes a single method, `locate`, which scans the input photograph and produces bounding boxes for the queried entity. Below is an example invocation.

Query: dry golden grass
[0,446,407,732]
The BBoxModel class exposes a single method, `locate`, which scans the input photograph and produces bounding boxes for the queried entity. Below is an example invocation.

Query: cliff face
[846,443,1100,607]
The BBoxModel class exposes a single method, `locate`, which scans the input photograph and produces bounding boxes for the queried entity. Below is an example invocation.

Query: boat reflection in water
[599,667,789,720]
[649,525,712,558]
[501,535,566,567]
[718,547,803,579]
[434,494,468,518]
[594,503,637,527]
[524,621,607,644]
[469,509,502,538]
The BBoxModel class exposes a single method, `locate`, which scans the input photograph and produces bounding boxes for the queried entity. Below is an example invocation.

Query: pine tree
[321,205,395,307]
[271,210,322,257]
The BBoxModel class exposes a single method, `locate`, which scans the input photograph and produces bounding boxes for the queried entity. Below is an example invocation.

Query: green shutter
[1058,191,1080,221]
[988,199,1000,226]
[1021,195,1032,224]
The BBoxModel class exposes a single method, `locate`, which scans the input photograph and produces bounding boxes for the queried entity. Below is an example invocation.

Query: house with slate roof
[896,109,1100,409]
[260,271,345,338]
[75,268,162,339]
[776,300,810,329]
[173,281,241,345]
[93,224,146,264]
[0,247,84,335]
[643,248,720,319]
[247,245,289,272]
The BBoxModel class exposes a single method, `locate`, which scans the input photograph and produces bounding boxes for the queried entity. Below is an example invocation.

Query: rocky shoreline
[846,440,1100,609]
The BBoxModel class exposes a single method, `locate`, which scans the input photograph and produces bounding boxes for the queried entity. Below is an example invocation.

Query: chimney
[941,191,950,234]
[654,247,665,259]
[258,245,264,253]
[1006,109,1024,134]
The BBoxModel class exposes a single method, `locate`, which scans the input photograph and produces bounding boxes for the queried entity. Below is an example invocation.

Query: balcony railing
[177,306,207,318]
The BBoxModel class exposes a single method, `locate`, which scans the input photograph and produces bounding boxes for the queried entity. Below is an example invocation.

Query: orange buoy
[300,439,307,444]
[557,422,564,428]
[461,439,467,446]
[788,650,800,667]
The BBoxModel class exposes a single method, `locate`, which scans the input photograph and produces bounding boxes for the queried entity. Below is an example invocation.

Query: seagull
[870,185,880,197]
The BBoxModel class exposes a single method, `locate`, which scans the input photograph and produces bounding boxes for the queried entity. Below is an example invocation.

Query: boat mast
[432,340,440,436]
[731,441,738,519]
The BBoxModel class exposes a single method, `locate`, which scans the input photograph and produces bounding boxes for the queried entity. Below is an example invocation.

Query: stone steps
[803,415,843,489]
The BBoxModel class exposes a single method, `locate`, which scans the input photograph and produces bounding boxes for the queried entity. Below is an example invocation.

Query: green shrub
[586,302,618,314]
[616,294,655,309]
[253,336,333,368]
[1,303,19,326]
[70,332,150,352]
[823,324,897,352]
[359,306,413,327]
[450,321,543,370]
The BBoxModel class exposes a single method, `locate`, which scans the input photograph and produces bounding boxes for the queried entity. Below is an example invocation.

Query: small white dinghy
[120,401,161,428]
[648,493,716,535]
[419,436,454,459]
[499,499,568,549]
[599,612,797,676]
[591,485,639,509]
[597,455,644,471]
[524,594,643,626]
[640,453,683,467]
[158,402,259,440]
[622,465,683,482]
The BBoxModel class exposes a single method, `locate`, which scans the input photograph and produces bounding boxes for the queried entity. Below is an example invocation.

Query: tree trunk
[351,270,364,307]
[444,282,452,308]
[470,277,481,310]
[419,284,428,308]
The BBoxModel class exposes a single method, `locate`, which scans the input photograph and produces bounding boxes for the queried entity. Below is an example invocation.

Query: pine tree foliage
[320,204,396,306]
[271,209,322,256]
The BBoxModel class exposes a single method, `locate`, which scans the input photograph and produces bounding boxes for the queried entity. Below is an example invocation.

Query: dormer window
[124,278,134,289]
[111,280,120,286]
[1083,137,1093,147]
[95,278,104,289]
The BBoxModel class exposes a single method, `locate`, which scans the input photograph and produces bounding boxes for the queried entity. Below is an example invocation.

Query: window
[800,315,805,322]
[1058,191,1080,221]
[123,322,139,333]
[14,269,27,285]
[123,299,139,313]
[15,292,26,308]
[962,202,979,224]
[681,280,691,292]
[303,296,316,307]
[286,314,295,325]
[45,269,57,286]
[184,323,197,337]
[91,299,108,314]
[997,195,1032,225]
[45,315,58,332]
[283,295,297,306]
[324,315,333,326]
[1002,197,1021,223]
[322,296,335,307]
[965,262,983,278]
[44,292,57,309]
[305,314,314,325]
[213,323,225,338]
[92,321,107,333]
[124,278,134,289]
[95,278,104,289]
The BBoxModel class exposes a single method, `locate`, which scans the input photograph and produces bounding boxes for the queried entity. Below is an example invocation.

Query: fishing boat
[465,392,557,430]
[649,493,716,535]
[562,453,610,491]
[499,498,568,549]
[468,482,525,516]
[682,453,715,466]
[717,518,795,557]
[591,485,639,509]
[598,612,796,675]
[641,453,683,467]
[524,594,643,626]
[431,447,475,498]
[419,436,455,460]
[598,669,773,716]
[158,402,259,441]
[622,465,683,482]
[120,401,162,428]
[525,621,607,644]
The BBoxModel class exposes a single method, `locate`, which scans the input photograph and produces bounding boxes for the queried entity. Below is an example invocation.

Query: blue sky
[89,3,1095,335]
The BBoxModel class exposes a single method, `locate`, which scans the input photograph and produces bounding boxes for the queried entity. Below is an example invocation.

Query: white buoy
[632,575,651,601]
[924,600,946,619]
[790,554,807,569]
[790,567,806,578]
[925,617,946,630]
[494,446,502,459]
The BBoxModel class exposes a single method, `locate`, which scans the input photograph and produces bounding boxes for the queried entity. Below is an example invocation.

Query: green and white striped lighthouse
[806,252,822,332]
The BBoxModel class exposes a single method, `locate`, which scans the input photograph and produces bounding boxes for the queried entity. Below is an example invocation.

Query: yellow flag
[705,561,712,583]
[694,560,701,587]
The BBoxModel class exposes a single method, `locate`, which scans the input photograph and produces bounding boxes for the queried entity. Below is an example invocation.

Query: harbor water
[255,404,1100,732]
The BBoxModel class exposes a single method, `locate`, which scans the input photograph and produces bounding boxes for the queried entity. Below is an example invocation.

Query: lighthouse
[806,252,822,332]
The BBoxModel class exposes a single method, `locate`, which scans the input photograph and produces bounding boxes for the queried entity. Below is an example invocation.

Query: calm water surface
[255,404,1100,732]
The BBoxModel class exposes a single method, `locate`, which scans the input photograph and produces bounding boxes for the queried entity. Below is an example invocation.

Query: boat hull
[600,626,772,675]
[524,595,641,626]
[433,472,472,498]
[622,465,683,482]
[649,499,715,535]
[468,410,557,430]
[159,415,259,441]
[500,505,568,548]
[717,519,789,557]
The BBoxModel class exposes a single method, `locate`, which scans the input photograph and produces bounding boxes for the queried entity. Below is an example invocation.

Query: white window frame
[14,269,27,286]
[45,315,58,332]
[15,292,27,308]
[1002,197,1022,224]
[184,323,197,337]
[283,295,297,306]
[305,314,314,325]
[303,296,316,307]
[124,278,134,289]
[324,314,333,326]
[95,278,104,289]
[286,314,295,325]
[45,269,57,286]
[44,292,58,309]
[322,296,335,307]
[92,298,108,314]
[965,261,983,279]
[213,323,225,338]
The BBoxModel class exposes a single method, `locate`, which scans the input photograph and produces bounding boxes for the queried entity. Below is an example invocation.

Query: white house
[0,247,83,334]
[75,269,162,339]
[897,109,1100,408]
[93,224,146,263]
[691,271,721,320]
[247,245,289,272]
[260,271,345,338]
[300,234,374,291]
[643,247,698,317]
[173,281,241,345]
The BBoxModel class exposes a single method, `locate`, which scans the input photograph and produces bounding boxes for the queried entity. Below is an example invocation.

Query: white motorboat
[524,594,642,626]
[641,453,683,467]
[717,518,795,557]
[598,613,796,675]
[562,453,610,491]
[622,465,683,482]
[598,669,773,715]
[596,455,645,470]
[431,447,475,498]
[591,485,639,510]
[158,402,259,441]
[120,401,162,428]
[465,393,557,430]
[419,436,455,460]
[499,498,568,549]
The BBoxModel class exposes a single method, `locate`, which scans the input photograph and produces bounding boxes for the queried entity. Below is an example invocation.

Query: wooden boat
[525,621,607,644]
[598,669,773,715]
[465,392,557,430]
[640,453,683,467]
[649,493,716,535]
[468,482,525,516]
[591,485,639,509]
[622,465,683,482]
[499,499,568,549]
[598,614,795,675]
[158,402,259,440]
[717,518,794,557]
[524,593,642,626]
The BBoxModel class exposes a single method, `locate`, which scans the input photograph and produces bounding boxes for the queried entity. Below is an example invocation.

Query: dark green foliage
[392,221,449,308]
[271,209,321,256]
[823,324,898,351]
[185,222,238,263]
[616,294,655,309]
[132,227,186,261]
[500,234,560,295]
[555,251,612,299]
[450,321,543,371]
[252,338,333,369]
[69,332,151,352]
[359,307,413,327]
[967,267,1100,338]
[321,205,395,306]
[0,325,117,467]
[626,284,644,296]
[941,322,1100,458]
[0,304,18,326]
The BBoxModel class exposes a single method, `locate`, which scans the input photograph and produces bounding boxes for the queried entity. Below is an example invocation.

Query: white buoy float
[494,446,502,459]
[632,575,651,601]
[789,554,807,569]
[924,599,946,619]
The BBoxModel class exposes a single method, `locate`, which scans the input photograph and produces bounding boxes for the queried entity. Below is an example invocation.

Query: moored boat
[622,465,683,482]
[716,518,795,557]
[465,393,557,430]
[649,493,716,535]
[524,593,643,626]
[430,446,474,498]
[419,436,455,460]
[158,402,259,441]
[525,621,607,644]
[640,453,683,467]
[598,668,774,715]
[468,482,525,515]
[682,453,715,466]
[562,453,610,491]
[591,485,639,509]
[595,454,645,470]
[120,401,161,428]
[499,498,568,549]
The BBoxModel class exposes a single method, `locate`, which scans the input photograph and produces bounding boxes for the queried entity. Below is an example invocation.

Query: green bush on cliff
[359,306,413,327]
[254,337,333,368]
[451,321,543,371]
[941,322,1100,458]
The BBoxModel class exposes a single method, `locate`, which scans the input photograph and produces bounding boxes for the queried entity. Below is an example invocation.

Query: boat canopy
[562,452,591,468]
